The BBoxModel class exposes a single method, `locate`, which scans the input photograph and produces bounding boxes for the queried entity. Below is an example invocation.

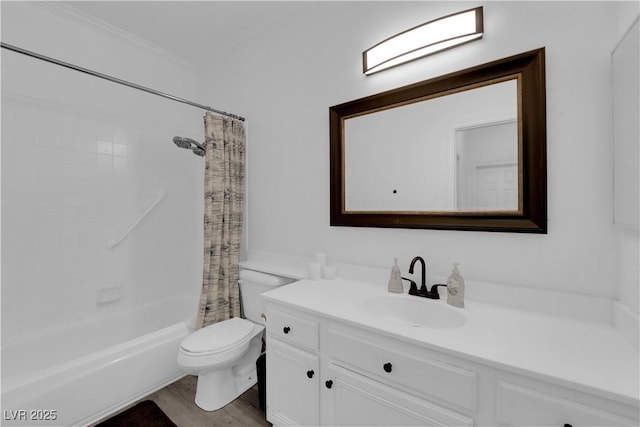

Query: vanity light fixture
[363,6,484,75]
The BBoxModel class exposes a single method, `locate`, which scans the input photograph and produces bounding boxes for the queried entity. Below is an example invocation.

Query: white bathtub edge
[1,322,192,427]
[81,372,187,427]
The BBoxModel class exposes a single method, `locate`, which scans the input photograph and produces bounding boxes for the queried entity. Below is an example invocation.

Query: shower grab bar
[107,190,166,251]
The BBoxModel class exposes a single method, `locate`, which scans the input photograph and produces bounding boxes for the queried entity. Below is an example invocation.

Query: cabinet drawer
[267,307,318,351]
[327,328,476,412]
[496,380,639,426]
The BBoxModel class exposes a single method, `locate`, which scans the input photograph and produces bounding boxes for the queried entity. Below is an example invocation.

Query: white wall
[1,2,204,342]
[614,4,640,314]
[197,1,636,306]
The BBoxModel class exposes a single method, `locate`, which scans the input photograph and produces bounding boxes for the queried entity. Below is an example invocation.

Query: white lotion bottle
[388,258,404,293]
[446,263,465,308]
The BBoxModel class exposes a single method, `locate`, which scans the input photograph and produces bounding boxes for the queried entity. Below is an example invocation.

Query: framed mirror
[330,48,547,233]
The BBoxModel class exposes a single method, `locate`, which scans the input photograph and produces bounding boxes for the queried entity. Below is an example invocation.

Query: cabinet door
[324,364,473,427]
[496,381,639,427]
[266,338,319,427]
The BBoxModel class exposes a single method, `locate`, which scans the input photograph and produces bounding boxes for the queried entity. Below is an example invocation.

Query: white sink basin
[362,295,467,329]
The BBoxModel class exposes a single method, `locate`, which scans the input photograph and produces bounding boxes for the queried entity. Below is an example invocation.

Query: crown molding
[35,2,197,71]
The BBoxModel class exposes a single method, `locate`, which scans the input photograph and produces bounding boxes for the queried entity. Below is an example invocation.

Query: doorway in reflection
[455,120,519,211]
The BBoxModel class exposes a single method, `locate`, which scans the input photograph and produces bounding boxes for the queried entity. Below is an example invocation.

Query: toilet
[178,269,294,411]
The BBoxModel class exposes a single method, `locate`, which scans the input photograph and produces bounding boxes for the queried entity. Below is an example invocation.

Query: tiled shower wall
[1,39,204,345]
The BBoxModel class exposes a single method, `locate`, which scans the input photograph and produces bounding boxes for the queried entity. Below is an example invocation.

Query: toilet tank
[239,270,295,323]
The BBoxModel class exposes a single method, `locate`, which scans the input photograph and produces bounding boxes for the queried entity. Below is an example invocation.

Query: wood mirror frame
[329,48,547,233]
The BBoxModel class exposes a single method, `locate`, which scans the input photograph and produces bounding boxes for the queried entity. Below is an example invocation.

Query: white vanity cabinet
[262,279,639,427]
[322,326,475,427]
[265,303,476,427]
[495,377,639,427]
[267,339,319,426]
[323,364,471,426]
[265,307,320,426]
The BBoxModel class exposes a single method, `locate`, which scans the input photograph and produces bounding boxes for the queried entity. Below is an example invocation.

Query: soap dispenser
[387,258,404,293]
[446,263,465,308]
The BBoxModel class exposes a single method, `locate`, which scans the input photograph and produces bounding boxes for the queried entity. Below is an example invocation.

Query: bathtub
[1,296,196,426]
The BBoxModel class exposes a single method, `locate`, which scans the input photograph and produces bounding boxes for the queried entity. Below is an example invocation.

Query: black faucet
[409,256,426,290]
[404,256,446,299]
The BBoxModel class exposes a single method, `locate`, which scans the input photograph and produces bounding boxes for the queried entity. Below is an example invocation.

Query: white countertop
[262,278,640,407]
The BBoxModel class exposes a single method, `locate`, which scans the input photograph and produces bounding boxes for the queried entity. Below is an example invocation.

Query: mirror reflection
[344,78,520,213]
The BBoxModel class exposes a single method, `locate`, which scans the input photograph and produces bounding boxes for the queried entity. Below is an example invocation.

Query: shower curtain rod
[1,42,245,121]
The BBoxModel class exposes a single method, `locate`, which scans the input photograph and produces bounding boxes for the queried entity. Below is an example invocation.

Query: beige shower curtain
[196,112,246,329]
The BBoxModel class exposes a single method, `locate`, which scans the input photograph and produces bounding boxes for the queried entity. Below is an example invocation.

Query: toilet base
[194,364,258,411]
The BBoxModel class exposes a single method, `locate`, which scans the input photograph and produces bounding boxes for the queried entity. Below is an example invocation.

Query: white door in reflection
[474,163,518,210]
[455,120,519,211]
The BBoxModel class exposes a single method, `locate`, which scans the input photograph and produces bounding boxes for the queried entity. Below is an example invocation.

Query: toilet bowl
[178,317,265,410]
[177,270,294,411]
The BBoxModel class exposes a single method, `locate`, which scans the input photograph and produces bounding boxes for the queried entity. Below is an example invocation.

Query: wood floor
[99,375,271,427]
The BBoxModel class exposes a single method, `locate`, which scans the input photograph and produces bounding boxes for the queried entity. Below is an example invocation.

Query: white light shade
[363,7,483,75]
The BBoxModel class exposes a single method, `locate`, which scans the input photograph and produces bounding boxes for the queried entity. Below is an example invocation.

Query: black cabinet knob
[283,326,290,334]
[306,370,314,379]
[563,425,573,427]
[383,362,393,373]
[325,380,333,389]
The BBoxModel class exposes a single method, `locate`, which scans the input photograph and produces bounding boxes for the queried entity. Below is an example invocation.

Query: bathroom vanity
[262,278,639,427]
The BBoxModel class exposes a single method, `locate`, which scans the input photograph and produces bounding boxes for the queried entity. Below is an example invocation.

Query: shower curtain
[196,112,246,328]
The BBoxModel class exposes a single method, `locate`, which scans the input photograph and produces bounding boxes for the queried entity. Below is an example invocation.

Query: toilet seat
[180,317,254,356]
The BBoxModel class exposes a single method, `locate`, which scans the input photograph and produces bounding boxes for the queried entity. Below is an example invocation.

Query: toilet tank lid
[239,269,294,287]
[181,317,254,354]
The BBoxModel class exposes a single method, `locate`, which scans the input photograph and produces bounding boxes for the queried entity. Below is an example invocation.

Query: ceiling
[62,1,310,64]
